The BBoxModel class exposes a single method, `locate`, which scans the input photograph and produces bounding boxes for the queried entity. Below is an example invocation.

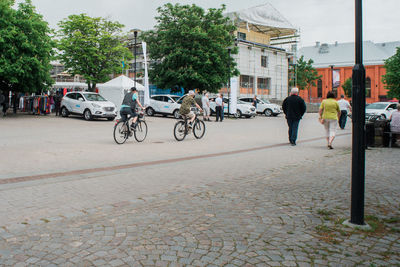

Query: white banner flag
[142,41,150,106]
[229,77,238,114]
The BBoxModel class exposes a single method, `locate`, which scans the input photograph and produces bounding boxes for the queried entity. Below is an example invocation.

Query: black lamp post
[134,31,138,88]
[228,48,231,117]
[350,0,366,226]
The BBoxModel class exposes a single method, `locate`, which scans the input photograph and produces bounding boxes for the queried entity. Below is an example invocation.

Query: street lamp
[228,47,231,117]
[348,0,367,227]
[134,30,138,88]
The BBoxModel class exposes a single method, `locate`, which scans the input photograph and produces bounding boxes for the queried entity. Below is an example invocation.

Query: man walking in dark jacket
[282,88,306,146]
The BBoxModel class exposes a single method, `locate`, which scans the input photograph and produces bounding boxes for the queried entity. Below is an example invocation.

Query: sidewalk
[0,147,399,266]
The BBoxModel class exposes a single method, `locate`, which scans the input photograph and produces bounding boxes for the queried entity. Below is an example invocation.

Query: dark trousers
[286,118,300,144]
[339,110,348,129]
[55,104,60,116]
[216,106,223,122]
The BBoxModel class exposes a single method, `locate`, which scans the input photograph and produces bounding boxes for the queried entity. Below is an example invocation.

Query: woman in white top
[389,105,400,146]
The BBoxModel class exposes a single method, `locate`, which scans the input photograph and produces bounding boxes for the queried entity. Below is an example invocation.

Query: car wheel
[173,109,180,119]
[146,107,155,116]
[84,109,93,121]
[61,107,69,117]
[264,109,273,117]
[234,110,242,118]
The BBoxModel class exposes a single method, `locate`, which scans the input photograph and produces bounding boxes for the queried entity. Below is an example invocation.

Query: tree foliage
[57,14,132,91]
[142,3,239,93]
[382,47,400,99]
[342,78,352,98]
[292,56,322,92]
[0,0,54,93]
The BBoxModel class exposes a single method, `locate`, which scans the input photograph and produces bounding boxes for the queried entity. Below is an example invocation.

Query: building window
[237,32,246,41]
[257,77,271,90]
[240,75,254,89]
[317,79,323,98]
[261,56,268,68]
[366,77,371,98]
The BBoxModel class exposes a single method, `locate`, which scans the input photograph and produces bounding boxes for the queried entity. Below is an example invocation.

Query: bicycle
[173,108,206,141]
[113,108,148,144]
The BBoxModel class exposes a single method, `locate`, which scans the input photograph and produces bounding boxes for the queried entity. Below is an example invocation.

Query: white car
[146,94,182,119]
[239,97,282,116]
[209,97,256,118]
[365,102,398,120]
[61,92,117,121]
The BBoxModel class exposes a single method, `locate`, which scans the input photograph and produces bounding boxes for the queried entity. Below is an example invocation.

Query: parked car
[239,97,282,116]
[209,97,256,118]
[365,102,398,120]
[61,92,117,121]
[146,94,182,119]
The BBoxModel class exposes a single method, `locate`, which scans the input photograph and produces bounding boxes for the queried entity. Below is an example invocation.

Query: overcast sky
[17,0,400,47]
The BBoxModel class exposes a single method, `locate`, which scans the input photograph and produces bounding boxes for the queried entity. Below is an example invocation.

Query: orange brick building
[298,41,399,103]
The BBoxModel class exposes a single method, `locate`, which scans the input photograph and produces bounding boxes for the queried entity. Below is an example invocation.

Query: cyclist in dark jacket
[120,87,145,128]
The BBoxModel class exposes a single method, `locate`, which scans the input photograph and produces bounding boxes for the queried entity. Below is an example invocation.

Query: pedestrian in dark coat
[282,87,307,146]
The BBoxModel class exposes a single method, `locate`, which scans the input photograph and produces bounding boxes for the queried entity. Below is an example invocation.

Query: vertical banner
[333,69,340,88]
[229,77,238,114]
[142,41,150,106]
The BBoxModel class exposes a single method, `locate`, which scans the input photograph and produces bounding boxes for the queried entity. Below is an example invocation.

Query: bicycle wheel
[134,120,148,142]
[174,120,187,141]
[113,121,129,144]
[193,119,206,139]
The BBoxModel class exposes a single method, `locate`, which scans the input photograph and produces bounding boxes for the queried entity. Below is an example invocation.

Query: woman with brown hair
[319,91,341,149]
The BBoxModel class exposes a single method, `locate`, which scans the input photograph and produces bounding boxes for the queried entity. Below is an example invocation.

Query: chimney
[315,41,320,47]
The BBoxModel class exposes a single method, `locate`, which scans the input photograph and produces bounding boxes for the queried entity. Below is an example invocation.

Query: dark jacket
[282,94,306,120]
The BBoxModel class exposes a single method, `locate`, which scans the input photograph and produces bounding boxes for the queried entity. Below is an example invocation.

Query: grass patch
[317,209,335,216]
[383,217,400,224]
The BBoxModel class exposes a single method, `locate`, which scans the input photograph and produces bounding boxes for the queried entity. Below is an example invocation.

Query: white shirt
[215,97,223,106]
[338,99,351,112]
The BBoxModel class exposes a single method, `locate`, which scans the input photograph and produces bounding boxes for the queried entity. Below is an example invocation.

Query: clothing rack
[20,95,50,115]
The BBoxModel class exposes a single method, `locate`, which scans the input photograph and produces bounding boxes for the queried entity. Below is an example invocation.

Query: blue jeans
[287,119,300,144]
[339,110,348,129]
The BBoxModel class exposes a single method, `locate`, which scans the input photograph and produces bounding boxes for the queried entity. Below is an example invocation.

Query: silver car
[146,94,182,119]
[209,97,256,118]
[239,97,282,116]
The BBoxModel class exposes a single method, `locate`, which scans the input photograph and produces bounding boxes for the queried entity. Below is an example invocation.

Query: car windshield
[170,96,180,102]
[83,93,107,102]
[366,103,387,110]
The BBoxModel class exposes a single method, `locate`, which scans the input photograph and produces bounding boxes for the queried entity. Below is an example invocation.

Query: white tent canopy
[97,75,145,112]
[226,3,297,38]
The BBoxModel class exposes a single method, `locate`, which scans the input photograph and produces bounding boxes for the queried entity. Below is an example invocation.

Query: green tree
[57,14,132,91]
[342,78,352,97]
[382,47,400,99]
[0,0,54,93]
[142,3,239,93]
[291,56,322,100]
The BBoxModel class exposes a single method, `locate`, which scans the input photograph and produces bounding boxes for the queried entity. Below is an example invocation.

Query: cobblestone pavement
[0,147,399,266]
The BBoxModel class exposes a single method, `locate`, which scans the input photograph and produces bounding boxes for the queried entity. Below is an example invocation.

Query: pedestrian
[54,91,62,116]
[0,91,5,117]
[215,93,223,122]
[337,94,352,129]
[282,87,306,146]
[252,95,258,109]
[1,90,9,117]
[202,92,210,121]
[389,104,400,146]
[319,91,341,149]
[11,92,18,114]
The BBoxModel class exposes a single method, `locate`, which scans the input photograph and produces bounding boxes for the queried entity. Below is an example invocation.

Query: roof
[98,75,145,91]
[226,3,297,38]
[299,41,400,68]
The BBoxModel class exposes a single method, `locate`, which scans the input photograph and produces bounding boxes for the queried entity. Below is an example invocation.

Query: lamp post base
[343,219,371,231]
